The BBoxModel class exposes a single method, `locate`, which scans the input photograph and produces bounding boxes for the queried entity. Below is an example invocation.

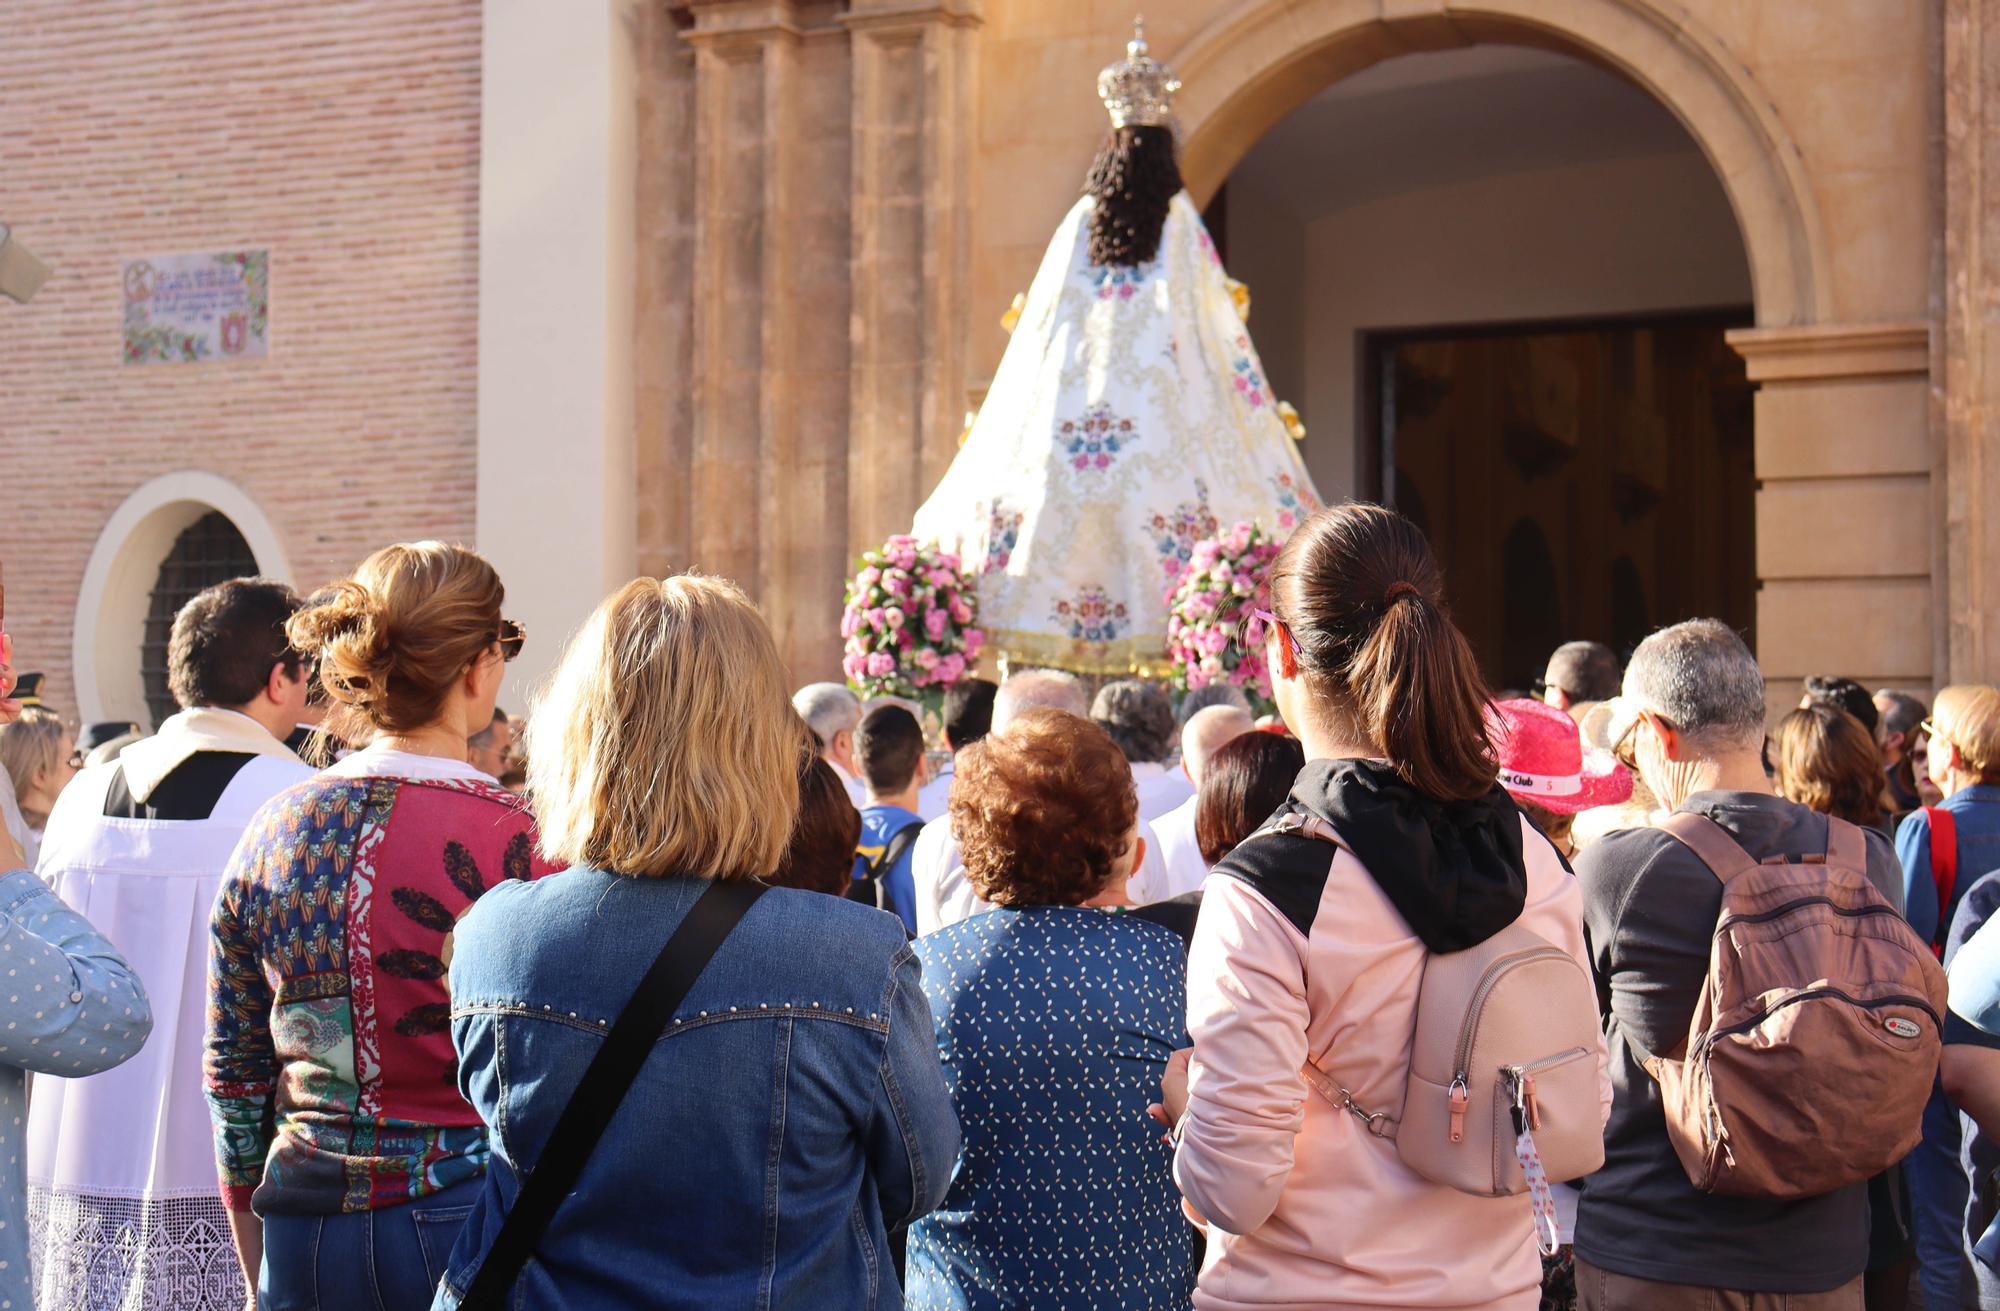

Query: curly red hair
[950,708,1138,907]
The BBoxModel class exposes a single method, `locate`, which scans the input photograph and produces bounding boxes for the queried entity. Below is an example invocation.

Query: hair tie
[1383,582,1421,604]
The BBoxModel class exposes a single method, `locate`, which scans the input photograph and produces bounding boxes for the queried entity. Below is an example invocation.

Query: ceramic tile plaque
[121,249,268,364]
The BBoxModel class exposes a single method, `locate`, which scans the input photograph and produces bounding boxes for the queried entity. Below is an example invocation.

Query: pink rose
[884,607,906,629]
[964,628,985,656]
[893,550,918,571]
[1187,669,1210,691]
[928,568,954,589]
[866,652,895,678]
[937,653,966,683]
[840,609,859,638]
[885,573,908,596]
[866,607,886,631]
[857,567,881,588]
[951,599,973,624]
[842,652,866,681]
[915,648,941,671]
[925,609,948,640]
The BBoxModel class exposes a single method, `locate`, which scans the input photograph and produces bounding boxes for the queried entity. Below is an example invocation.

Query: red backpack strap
[1926,806,1959,953]
[1658,812,1760,885]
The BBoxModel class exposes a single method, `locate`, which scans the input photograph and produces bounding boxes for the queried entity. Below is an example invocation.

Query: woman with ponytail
[1150,504,1606,1310]
[204,543,559,1310]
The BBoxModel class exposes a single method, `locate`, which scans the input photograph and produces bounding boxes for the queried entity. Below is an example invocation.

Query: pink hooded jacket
[1173,760,1611,1311]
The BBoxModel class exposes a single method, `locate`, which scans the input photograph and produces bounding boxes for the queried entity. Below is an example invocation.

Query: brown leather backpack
[1647,812,1947,1199]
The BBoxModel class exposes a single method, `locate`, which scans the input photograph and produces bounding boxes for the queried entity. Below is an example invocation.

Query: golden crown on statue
[1097,17,1181,129]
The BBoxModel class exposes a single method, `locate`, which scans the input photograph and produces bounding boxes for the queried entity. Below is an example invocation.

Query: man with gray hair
[1092,679,1189,819]
[911,668,1173,932]
[793,681,867,806]
[1572,619,1903,1306]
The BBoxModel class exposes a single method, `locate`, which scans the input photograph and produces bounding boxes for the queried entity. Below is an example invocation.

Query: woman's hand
[1146,1046,1193,1139]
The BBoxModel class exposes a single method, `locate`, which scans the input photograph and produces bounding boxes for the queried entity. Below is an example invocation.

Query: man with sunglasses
[1571,619,1907,1311]
[25,578,319,1311]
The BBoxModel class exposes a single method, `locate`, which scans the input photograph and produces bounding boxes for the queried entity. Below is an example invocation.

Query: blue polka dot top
[906,906,1195,1310]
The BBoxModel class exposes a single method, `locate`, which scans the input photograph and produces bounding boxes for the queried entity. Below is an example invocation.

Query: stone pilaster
[1941,0,2000,685]
[843,0,981,554]
[1727,322,1934,708]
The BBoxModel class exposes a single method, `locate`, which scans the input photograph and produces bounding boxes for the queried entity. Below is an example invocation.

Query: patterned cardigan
[204,774,557,1214]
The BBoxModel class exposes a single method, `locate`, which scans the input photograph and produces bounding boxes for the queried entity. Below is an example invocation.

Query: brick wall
[0,0,481,719]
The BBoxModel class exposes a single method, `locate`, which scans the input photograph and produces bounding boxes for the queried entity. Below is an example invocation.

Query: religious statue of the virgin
[912,22,1321,675]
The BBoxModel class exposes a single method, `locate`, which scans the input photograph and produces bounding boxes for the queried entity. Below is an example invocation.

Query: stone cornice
[839,0,982,33]
[681,0,805,47]
[1726,322,1933,382]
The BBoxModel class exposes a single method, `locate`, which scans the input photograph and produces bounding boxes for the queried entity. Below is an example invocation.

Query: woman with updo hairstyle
[205,542,558,1311]
[906,707,1195,1309]
[1152,504,1605,1310]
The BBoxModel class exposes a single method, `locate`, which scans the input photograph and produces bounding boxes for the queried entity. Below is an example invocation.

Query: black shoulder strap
[457,877,767,1309]
[869,820,924,881]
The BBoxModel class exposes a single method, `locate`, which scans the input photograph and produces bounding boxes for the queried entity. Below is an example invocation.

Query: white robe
[27,709,312,1311]
[913,190,1320,674]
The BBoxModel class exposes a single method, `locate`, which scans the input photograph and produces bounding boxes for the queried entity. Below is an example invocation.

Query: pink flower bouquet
[1164,521,1284,711]
[841,535,985,700]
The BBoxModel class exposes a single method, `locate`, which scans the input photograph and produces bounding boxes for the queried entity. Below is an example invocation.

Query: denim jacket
[1898,785,2000,947]
[433,866,961,1310]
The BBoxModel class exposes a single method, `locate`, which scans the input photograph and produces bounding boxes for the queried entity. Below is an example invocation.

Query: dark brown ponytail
[1270,504,1497,801]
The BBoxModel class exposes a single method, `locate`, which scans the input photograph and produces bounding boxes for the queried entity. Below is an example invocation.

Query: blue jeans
[1914,1088,1970,1310]
[259,1176,482,1311]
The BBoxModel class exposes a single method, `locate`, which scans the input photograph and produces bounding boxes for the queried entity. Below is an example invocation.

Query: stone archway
[1170,0,1829,330]
[1160,0,1936,709]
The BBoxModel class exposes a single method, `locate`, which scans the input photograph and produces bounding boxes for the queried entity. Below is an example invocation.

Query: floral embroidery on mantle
[1152,481,1219,584]
[1059,402,1139,472]
[1270,471,1319,531]
[1051,585,1130,644]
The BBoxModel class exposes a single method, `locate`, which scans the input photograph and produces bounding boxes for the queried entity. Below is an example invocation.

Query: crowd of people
[0,503,1996,1310]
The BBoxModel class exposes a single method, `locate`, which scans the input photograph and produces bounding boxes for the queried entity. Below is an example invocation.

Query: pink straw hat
[1486,697,1634,816]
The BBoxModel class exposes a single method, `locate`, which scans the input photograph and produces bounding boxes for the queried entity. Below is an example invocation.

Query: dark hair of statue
[1085,124,1182,268]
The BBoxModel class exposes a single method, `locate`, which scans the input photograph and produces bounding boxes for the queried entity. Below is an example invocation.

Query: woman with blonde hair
[0,705,77,864]
[432,576,958,1310]
[205,542,556,1311]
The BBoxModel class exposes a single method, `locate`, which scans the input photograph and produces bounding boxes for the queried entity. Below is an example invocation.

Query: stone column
[677,1,857,677]
[636,2,698,583]
[1727,323,1934,709]
[1942,0,2000,685]
[843,0,981,554]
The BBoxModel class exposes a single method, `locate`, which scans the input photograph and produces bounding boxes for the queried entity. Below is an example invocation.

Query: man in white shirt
[28,578,317,1311]
[793,682,867,806]
[913,669,1173,933]
[916,678,996,821]
[1152,704,1257,899]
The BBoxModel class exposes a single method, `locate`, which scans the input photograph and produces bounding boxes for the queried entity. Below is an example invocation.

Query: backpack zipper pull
[1448,1075,1469,1143]
[1523,1072,1541,1131]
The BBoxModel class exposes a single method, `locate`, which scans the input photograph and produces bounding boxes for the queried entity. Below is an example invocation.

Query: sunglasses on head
[497,619,526,663]
[1233,607,1300,660]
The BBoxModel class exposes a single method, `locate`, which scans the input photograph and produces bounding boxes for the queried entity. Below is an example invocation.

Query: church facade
[0,0,1986,722]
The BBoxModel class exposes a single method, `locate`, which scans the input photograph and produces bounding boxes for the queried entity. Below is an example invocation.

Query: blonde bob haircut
[1934,684,2000,786]
[526,575,806,879]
